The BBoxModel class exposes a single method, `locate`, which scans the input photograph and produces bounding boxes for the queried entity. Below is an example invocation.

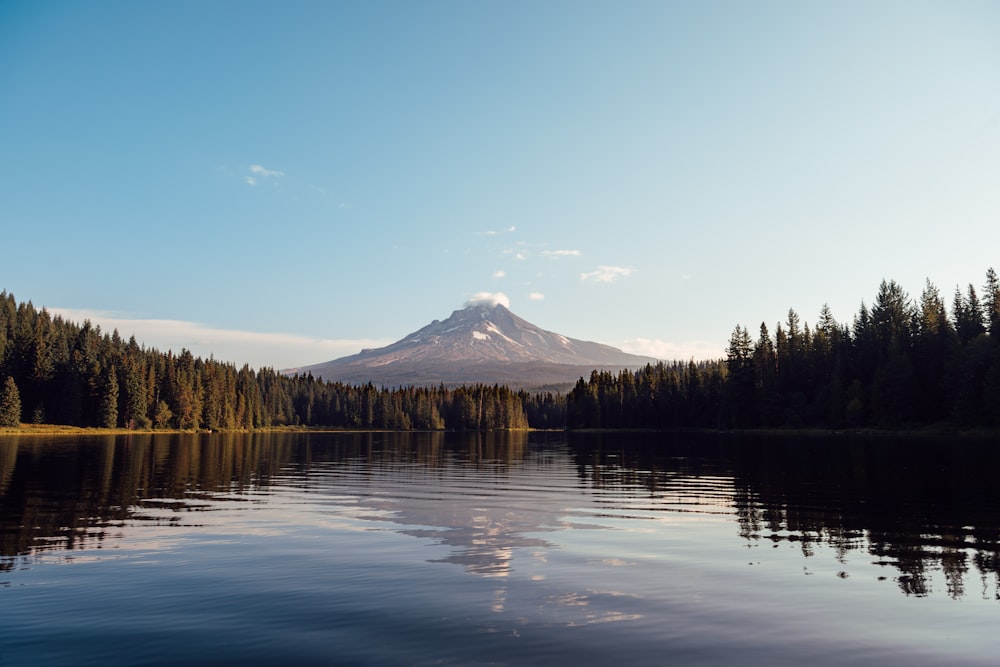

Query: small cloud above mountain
[464,292,511,309]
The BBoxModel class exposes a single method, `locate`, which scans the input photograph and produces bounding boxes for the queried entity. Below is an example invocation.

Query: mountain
[285,302,659,389]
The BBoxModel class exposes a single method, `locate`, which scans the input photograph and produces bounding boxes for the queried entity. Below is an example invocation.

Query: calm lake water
[2,430,999,666]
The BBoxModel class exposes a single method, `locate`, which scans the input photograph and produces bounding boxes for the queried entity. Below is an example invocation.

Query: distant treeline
[3,269,1000,432]
[0,291,564,431]
[568,270,1000,430]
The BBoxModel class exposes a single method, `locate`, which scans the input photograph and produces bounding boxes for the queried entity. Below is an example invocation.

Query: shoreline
[2,423,999,439]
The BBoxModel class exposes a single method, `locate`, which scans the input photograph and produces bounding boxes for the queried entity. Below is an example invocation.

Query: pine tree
[983,267,1000,339]
[123,357,149,429]
[753,323,780,426]
[954,284,985,343]
[153,400,173,429]
[99,365,119,428]
[913,280,957,422]
[0,376,22,427]
[871,280,913,348]
[725,325,755,427]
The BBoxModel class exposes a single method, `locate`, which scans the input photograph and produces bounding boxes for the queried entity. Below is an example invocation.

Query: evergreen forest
[2,269,999,433]
[568,271,1000,430]
[0,290,560,432]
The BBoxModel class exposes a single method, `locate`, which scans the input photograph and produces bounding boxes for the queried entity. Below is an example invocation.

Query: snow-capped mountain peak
[286,302,657,388]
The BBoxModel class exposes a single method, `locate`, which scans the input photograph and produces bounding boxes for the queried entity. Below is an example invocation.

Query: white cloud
[621,338,722,361]
[464,292,511,308]
[493,270,506,279]
[502,245,529,261]
[49,308,387,370]
[249,164,285,178]
[580,265,634,283]
[245,164,284,186]
[482,226,516,236]
[528,292,545,300]
[542,249,582,258]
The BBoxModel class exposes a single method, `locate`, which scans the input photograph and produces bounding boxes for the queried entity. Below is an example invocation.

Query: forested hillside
[0,291,562,431]
[3,269,999,433]
[568,270,1000,430]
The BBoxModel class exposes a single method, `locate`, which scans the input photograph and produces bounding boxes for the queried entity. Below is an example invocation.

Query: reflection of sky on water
[3,431,1000,605]
[265,434,663,626]
[6,432,1000,667]
[358,480,564,579]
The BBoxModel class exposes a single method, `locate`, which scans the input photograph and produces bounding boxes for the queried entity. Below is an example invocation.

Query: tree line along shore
[2,270,999,434]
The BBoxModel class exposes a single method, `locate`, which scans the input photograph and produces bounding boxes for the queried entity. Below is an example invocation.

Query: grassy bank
[3,423,998,439]
[0,424,455,436]
[0,423,190,436]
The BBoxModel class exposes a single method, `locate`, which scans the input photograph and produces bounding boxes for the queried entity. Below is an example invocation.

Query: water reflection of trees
[0,431,534,574]
[568,431,1000,600]
[0,433,296,570]
[8,430,997,600]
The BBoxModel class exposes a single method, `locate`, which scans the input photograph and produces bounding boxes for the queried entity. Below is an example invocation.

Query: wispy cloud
[480,225,517,236]
[621,338,721,361]
[580,265,634,283]
[49,308,386,370]
[493,270,506,279]
[249,164,285,178]
[246,163,285,186]
[528,292,545,300]
[542,249,582,258]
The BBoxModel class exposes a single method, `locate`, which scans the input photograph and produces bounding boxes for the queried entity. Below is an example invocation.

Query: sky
[2,1,999,370]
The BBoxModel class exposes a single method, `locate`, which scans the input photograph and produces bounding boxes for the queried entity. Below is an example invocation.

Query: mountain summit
[286,302,658,389]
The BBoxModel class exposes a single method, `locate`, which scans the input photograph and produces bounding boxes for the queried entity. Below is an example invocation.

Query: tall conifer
[0,376,21,427]
[983,268,1000,339]
[99,365,119,428]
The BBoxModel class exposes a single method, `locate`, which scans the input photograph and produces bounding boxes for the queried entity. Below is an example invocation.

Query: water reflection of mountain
[279,430,555,579]
[567,431,1000,600]
[343,431,556,579]
[0,431,543,580]
[5,431,1000,600]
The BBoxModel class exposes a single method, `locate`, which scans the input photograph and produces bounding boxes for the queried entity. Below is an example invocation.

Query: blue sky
[2,1,999,369]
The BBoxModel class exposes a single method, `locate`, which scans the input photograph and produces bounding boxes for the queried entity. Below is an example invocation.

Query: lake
[2,430,999,665]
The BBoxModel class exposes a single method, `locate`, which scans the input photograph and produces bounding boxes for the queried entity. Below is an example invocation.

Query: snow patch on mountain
[288,301,659,388]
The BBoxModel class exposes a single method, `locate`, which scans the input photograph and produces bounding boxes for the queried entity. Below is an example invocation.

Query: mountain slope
[285,302,658,389]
